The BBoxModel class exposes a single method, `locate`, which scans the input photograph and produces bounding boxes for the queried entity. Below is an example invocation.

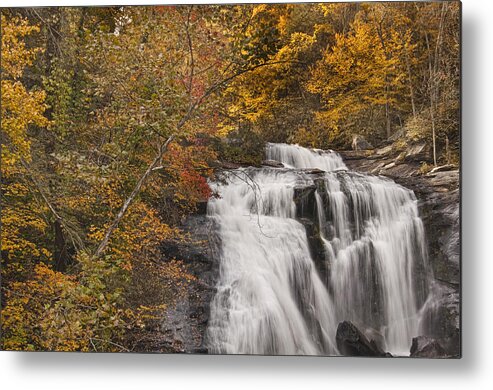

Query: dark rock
[410,336,447,358]
[298,217,328,283]
[294,185,317,220]
[261,159,284,168]
[419,284,460,354]
[195,199,208,215]
[303,168,326,175]
[363,327,386,353]
[352,135,374,151]
[336,321,391,357]
[159,215,220,353]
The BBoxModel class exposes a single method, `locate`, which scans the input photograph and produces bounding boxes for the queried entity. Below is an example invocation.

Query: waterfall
[206,143,431,356]
[266,142,346,171]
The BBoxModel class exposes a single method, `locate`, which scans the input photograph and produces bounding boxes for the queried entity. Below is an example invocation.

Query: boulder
[410,336,447,358]
[336,321,391,357]
[352,135,374,151]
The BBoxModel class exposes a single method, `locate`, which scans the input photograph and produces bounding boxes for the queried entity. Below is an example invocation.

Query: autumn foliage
[222,2,459,163]
[0,3,459,352]
[1,7,222,352]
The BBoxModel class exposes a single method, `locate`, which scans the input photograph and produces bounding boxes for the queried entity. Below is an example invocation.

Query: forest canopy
[0,3,460,352]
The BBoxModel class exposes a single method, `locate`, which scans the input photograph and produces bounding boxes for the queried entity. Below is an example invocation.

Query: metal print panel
[0,2,461,358]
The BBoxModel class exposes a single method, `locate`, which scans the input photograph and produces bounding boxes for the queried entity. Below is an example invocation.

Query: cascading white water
[206,169,339,355]
[266,142,346,171]
[315,172,429,355]
[206,143,431,356]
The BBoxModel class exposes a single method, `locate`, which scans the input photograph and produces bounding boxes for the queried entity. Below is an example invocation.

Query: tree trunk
[430,103,437,167]
[404,48,417,120]
[385,97,391,139]
[445,136,451,165]
[54,220,68,272]
[374,18,392,139]
[428,3,447,167]
[425,32,437,167]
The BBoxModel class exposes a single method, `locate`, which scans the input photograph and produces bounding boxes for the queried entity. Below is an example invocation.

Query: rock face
[158,215,220,353]
[336,321,391,357]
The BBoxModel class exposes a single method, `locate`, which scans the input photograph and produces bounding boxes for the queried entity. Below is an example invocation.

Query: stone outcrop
[336,321,392,357]
[410,336,452,358]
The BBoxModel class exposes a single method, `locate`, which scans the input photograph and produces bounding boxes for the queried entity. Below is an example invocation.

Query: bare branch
[185,6,195,101]
[93,136,175,258]
[216,169,276,239]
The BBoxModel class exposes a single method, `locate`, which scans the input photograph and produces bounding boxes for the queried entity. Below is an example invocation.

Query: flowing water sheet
[206,144,438,356]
